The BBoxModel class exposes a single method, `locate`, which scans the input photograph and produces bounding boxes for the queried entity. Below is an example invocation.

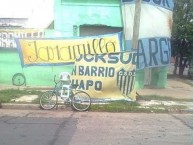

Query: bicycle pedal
[64,98,71,104]
[65,101,70,105]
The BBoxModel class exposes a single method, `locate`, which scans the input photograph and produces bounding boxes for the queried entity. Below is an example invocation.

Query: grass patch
[137,95,193,102]
[0,89,43,103]
[90,100,140,112]
[90,100,169,113]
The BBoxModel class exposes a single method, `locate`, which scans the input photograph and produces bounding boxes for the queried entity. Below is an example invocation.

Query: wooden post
[132,0,142,50]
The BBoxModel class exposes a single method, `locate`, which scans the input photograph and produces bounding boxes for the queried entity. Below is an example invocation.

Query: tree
[172,0,193,76]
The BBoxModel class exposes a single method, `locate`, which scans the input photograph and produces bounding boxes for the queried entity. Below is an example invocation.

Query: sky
[0,0,47,18]
[0,0,54,28]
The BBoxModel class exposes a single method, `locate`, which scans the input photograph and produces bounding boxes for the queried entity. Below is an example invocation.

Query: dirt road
[0,109,192,145]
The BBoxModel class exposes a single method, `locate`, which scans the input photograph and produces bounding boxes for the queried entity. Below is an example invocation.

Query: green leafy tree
[172,0,193,76]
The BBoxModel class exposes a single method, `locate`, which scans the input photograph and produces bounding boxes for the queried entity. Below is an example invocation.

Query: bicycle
[39,73,91,111]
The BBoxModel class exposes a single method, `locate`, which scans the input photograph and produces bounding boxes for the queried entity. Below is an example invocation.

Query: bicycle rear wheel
[71,91,91,111]
[40,91,58,110]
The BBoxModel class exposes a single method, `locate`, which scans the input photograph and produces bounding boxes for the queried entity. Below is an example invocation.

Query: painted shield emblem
[117,68,136,96]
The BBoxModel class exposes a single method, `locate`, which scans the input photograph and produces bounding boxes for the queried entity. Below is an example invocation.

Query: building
[0,0,168,89]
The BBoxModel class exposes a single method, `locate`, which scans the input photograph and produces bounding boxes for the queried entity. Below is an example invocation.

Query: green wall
[54,0,122,37]
[0,49,73,87]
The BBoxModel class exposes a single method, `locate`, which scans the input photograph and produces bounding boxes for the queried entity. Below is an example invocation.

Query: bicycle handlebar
[53,74,79,89]
[54,75,57,84]
[71,84,79,89]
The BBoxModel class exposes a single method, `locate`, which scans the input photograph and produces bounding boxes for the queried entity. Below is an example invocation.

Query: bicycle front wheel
[40,91,58,110]
[71,91,91,111]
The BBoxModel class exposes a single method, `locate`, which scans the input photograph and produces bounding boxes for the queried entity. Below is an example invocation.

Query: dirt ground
[138,78,193,99]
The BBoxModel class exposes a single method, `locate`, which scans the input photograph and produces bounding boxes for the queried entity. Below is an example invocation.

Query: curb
[1,103,40,110]
[138,100,193,114]
[0,103,69,110]
[0,103,193,114]
[180,109,193,114]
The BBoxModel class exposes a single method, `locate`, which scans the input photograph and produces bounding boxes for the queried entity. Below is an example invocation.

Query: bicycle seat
[59,72,71,82]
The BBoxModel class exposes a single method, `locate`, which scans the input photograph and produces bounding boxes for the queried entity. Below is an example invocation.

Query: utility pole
[132,0,142,50]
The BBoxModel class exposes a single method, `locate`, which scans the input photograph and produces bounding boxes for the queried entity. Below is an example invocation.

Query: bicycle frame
[40,74,91,111]
[52,75,78,101]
